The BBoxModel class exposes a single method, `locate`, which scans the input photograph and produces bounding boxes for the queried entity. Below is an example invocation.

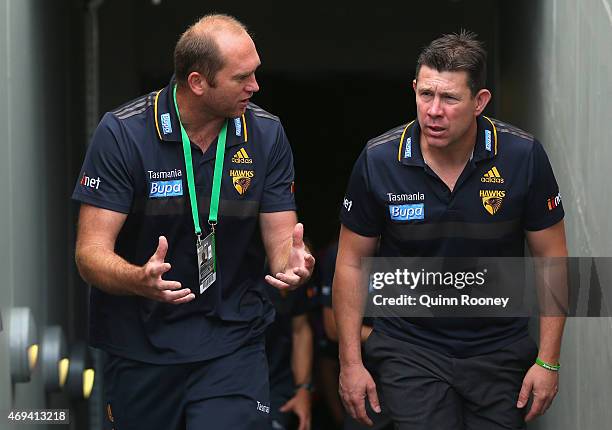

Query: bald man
[73,14,313,430]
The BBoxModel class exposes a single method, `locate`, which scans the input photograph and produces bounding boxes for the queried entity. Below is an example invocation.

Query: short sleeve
[72,113,134,213]
[339,148,384,236]
[523,140,565,231]
[259,124,296,213]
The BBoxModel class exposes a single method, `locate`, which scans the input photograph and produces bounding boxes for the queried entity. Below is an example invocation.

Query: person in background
[320,242,392,430]
[264,267,314,430]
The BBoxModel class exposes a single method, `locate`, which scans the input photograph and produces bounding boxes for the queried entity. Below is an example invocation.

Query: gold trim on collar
[153,89,163,140]
[242,114,248,142]
[482,115,498,155]
[397,120,416,161]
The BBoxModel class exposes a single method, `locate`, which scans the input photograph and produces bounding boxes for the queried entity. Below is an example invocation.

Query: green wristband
[535,357,561,371]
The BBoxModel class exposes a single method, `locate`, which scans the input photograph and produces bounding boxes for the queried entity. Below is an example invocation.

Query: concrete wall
[499,1,612,428]
[0,0,85,428]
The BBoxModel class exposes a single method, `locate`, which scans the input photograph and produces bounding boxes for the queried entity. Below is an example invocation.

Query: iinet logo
[80,173,101,190]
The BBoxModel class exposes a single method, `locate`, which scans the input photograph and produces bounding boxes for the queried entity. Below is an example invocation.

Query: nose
[246,75,259,94]
[427,95,443,117]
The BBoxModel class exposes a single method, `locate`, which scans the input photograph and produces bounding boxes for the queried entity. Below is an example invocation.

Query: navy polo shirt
[73,81,296,364]
[340,116,564,357]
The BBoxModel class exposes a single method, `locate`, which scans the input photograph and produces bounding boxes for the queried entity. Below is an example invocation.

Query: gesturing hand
[265,223,315,291]
[137,236,195,304]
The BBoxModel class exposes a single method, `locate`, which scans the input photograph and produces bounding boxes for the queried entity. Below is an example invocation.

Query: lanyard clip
[208,221,217,233]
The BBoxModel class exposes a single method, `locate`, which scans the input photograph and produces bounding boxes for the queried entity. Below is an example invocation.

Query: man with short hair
[334,31,566,429]
[74,14,314,430]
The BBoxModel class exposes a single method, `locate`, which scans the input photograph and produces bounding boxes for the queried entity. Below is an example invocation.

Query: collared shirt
[340,116,564,357]
[73,80,296,364]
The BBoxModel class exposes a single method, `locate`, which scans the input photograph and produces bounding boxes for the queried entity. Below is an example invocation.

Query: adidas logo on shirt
[231,148,253,164]
[481,166,504,184]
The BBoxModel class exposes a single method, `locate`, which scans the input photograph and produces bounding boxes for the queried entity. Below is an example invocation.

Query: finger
[352,395,373,426]
[525,395,546,422]
[292,223,304,248]
[149,262,172,278]
[341,395,358,423]
[297,414,307,430]
[516,380,532,408]
[151,236,169,263]
[157,280,183,291]
[541,397,553,415]
[274,272,301,285]
[170,292,196,305]
[160,288,192,302]
[265,274,292,290]
[278,400,292,413]
[366,382,382,414]
[338,388,356,421]
[304,253,315,268]
[292,266,310,279]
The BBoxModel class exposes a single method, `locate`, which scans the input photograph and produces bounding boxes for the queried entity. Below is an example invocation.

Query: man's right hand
[136,236,195,304]
[339,362,381,426]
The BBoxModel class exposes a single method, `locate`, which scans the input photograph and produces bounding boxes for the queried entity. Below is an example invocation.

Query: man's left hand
[265,223,315,290]
[279,388,311,430]
[517,364,560,421]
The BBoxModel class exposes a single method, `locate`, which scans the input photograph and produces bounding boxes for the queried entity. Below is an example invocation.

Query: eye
[234,73,250,82]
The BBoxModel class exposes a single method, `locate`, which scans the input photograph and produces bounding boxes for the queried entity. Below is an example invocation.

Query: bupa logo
[150,180,183,198]
[485,130,492,151]
[234,117,242,136]
[404,138,412,158]
[160,113,172,135]
[389,204,424,221]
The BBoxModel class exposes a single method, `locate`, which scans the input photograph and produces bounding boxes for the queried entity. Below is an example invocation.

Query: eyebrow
[417,86,461,98]
[233,63,261,79]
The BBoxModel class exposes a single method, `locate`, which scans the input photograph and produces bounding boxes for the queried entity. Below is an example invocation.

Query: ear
[186,72,209,96]
[473,89,492,116]
[412,79,417,92]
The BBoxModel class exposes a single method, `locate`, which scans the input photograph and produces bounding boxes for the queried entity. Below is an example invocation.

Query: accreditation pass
[197,232,216,293]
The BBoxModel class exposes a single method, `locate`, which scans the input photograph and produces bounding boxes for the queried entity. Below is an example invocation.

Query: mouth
[425,125,446,136]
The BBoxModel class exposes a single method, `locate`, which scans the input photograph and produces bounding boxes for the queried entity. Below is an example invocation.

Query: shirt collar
[399,115,497,166]
[154,78,249,148]
[473,115,498,162]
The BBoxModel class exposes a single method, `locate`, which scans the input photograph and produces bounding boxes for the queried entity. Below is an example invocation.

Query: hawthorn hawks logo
[480,189,506,215]
[229,169,254,195]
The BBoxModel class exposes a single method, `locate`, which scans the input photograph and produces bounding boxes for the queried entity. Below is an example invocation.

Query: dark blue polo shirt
[73,81,296,364]
[340,116,564,357]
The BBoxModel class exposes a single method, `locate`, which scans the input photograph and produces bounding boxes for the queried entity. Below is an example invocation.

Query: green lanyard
[173,85,227,238]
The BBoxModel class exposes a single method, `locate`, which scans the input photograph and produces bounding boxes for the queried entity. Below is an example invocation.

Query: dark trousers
[364,330,537,430]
